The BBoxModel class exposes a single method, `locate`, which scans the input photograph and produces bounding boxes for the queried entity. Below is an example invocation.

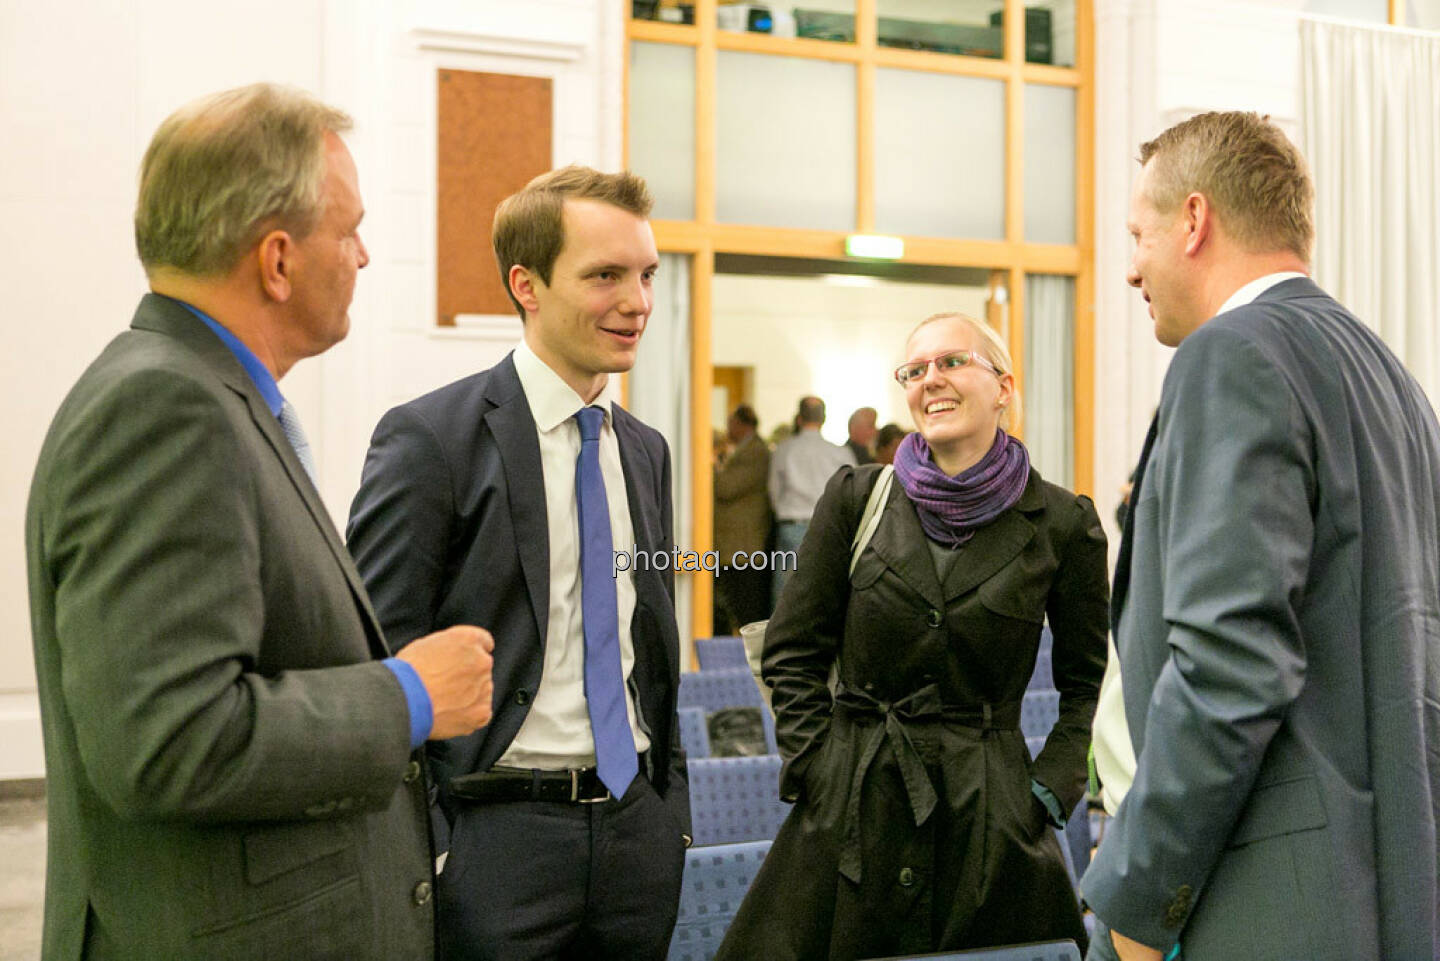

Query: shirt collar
[1217,271,1308,317]
[168,297,285,417]
[512,337,616,434]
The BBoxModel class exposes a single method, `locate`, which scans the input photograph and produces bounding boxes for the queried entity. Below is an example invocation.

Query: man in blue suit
[346,166,689,960]
[1084,112,1440,960]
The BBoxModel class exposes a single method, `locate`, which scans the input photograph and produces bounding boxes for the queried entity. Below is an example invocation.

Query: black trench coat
[715,463,1108,961]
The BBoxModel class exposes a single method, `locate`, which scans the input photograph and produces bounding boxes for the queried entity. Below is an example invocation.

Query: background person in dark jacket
[716,311,1108,960]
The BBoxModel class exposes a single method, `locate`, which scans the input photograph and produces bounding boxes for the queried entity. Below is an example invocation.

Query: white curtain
[1301,17,1440,411]
[626,252,693,647]
[1024,274,1075,489]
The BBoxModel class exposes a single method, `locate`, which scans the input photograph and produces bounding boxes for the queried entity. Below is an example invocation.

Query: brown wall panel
[437,69,553,325]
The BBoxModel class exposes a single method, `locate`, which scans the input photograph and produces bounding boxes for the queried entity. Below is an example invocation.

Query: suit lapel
[1111,412,1158,633]
[132,294,391,658]
[613,410,659,550]
[483,358,551,646]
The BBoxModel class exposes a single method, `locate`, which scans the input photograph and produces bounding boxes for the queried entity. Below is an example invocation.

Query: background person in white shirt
[768,395,857,605]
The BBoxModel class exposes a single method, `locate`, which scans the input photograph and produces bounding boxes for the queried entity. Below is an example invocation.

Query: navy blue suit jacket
[346,353,689,835]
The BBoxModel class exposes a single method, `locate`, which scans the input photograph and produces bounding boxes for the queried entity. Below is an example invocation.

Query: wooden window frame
[625,0,1095,641]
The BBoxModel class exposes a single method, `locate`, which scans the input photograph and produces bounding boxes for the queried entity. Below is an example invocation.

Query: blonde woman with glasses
[717,312,1108,960]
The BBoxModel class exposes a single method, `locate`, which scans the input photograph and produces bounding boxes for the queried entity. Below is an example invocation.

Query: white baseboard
[0,692,44,781]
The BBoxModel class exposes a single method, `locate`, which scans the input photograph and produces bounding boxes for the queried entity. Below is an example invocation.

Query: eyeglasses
[893,350,1002,386]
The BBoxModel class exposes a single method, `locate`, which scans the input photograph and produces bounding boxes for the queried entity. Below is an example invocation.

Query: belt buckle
[572,769,612,804]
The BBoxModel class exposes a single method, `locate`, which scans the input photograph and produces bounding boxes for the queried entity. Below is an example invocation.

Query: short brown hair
[135,83,352,277]
[1138,111,1314,264]
[492,165,654,318]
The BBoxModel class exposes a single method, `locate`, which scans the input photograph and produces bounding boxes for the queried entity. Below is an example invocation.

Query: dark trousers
[713,564,771,635]
[436,775,686,961]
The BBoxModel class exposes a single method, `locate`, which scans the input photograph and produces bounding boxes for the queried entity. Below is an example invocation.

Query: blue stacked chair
[1028,626,1054,690]
[678,668,778,754]
[667,839,772,961]
[686,754,790,846]
[861,939,1081,960]
[678,705,710,759]
[694,636,749,671]
[1020,689,1061,739]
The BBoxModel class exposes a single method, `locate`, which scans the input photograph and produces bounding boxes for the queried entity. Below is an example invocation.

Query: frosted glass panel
[1024,84,1076,245]
[1303,0,1388,22]
[716,53,856,231]
[874,68,1004,239]
[629,42,695,221]
[1024,274,1074,488]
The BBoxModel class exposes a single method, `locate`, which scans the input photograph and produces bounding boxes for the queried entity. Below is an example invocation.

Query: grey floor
[0,798,45,961]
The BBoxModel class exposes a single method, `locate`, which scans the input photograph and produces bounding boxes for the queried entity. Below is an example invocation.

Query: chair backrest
[695,636,750,671]
[1028,626,1054,690]
[678,668,778,754]
[667,839,772,961]
[686,754,790,846]
[1020,688,1061,740]
[678,668,765,713]
[677,706,710,759]
[862,939,1081,961]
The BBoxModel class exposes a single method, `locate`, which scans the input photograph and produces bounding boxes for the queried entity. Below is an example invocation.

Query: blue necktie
[278,400,318,486]
[574,406,637,798]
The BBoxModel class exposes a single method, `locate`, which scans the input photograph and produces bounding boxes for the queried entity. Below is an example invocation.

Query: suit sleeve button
[413,881,433,906]
[926,609,943,628]
[514,689,531,705]
[403,760,422,784]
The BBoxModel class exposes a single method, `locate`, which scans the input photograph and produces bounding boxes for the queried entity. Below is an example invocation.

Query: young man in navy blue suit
[347,166,689,961]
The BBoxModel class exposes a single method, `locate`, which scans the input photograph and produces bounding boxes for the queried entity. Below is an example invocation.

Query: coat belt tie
[831,683,1020,884]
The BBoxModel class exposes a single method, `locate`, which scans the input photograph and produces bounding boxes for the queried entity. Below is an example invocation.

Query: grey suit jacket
[1082,278,1440,959]
[26,294,434,961]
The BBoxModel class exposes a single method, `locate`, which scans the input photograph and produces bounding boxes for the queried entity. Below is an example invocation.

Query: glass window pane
[716,52,856,231]
[1025,1,1076,67]
[1024,83,1076,245]
[792,1,859,43]
[1303,0,1389,22]
[629,42,695,221]
[1023,274,1074,488]
[629,1,695,24]
[874,0,1004,59]
[874,68,1004,239]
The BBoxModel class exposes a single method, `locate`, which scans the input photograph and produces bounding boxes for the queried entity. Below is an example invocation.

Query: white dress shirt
[768,427,857,523]
[497,340,650,770]
[1091,270,1308,813]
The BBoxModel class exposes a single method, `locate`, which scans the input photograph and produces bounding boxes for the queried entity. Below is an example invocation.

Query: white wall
[1090,0,1307,554]
[0,0,624,780]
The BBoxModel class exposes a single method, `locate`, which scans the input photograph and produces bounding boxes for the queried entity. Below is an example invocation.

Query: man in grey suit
[1083,111,1440,960]
[26,83,495,961]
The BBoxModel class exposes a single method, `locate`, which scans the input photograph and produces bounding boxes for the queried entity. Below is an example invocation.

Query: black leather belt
[447,766,613,805]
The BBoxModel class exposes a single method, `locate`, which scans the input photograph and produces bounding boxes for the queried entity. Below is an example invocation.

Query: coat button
[926,609,942,628]
[898,867,915,887]
[514,689,531,705]
[413,881,433,906]
[403,760,422,784]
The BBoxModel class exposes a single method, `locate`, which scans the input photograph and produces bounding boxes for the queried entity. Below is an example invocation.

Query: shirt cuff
[1030,778,1067,829]
[382,658,433,749]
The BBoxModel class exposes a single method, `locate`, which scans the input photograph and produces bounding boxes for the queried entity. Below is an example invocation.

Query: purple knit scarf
[892,428,1030,547]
